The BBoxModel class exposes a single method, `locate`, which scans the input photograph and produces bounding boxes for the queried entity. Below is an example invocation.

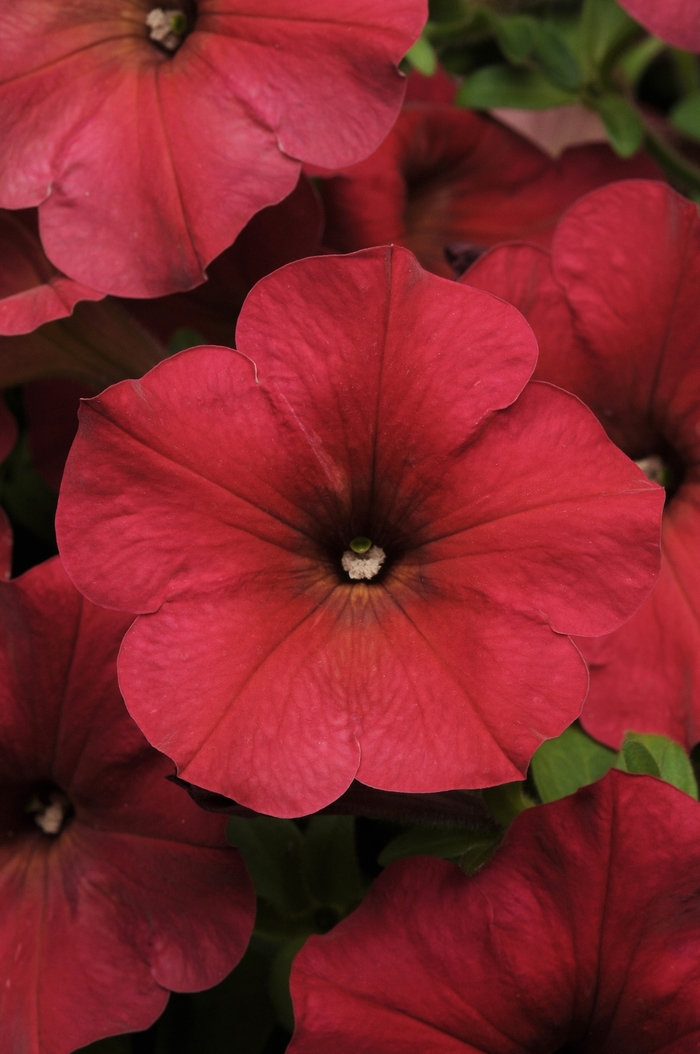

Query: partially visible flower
[0,0,425,298]
[56,247,662,817]
[466,179,700,751]
[618,0,700,50]
[319,105,661,278]
[289,771,700,1054]
[0,209,102,335]
[0,556,255,1054]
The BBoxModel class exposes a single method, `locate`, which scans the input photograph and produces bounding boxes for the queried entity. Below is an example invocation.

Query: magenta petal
[618,0,700,50]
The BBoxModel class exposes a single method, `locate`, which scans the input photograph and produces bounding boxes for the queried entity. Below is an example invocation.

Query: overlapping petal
[56,247,662,816]
[289,771,700,1053]
[0,556,255,1054]
[320,106,661,278]
[466,179,700,749]
[0,0,425,297]
[618,0,700,50]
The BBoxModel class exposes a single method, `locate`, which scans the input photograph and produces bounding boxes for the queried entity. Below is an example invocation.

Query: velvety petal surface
[0,557,255,1053]
[320,107,661,278]
[289,771,700,1053]
[57,248,662,815]
[466,180,700,749]
[618,0,700,50]
[0,0,425,297]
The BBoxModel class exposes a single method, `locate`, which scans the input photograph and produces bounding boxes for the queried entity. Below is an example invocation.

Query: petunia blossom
[0,0,425,298]
[0,208,103,335]
[55,247,663,817]
[319,104,661,279]
[0,554,255,1054]
[617,0,700,51]
[466,179,700,751]
[289,770,700,1053]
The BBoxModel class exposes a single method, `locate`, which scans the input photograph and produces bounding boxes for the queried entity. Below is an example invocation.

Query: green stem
[643,119,700,198]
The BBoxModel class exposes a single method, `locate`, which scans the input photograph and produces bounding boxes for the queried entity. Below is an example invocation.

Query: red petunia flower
[0,555,255,1054]
[319,105,661,279]
[0,208,103,335]
[618,0,700,51]
[289,771,700,1053]
[465,179,700,751]
[0,0,425,298]
[55,247,662,817]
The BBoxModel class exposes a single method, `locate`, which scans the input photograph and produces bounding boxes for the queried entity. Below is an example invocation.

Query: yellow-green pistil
[349,537,373,554]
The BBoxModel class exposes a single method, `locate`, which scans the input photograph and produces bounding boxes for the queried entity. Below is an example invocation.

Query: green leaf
[533,22,583,91]
[616,732,699,798]
[168,327,205,354]
[457,64,577,110]
[226,816,310,917]
[619,35,665,86]
[458,832,502,874]
[580,0,639,74]
[482,782,535,825]
[300,816,365,912]
[268,936,308,1034]
[405,36,437,76]
[531,724,616,803]
[595,93,644,155]
[378,826,495,867]
[671,90,700,142]
[494,16,537,65]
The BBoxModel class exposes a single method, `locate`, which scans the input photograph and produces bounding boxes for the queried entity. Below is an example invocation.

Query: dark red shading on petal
[618,0,700,50]
[124,174,325,349]
[0,209,103,334]
[0,0,425,297]
[0,557,254,1054]
[403,67,457,104]
[466,180,700,750]
[289,771,700,1054]
[320,106,662,278]
[56,247,662,816]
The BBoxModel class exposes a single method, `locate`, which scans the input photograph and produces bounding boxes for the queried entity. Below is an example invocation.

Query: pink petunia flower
[617,0,700,51]
[466,179,700,751]
[0,554,255,1054]
[289,771,700,1053]
[0,0,425,298]
[318,104,661,279]
[55,247,663,817]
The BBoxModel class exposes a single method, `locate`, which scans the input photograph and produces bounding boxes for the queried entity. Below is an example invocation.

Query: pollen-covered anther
[635,455,666,485]
[33,794,68,836]
[146,8,187,51]
[342,545,386,581]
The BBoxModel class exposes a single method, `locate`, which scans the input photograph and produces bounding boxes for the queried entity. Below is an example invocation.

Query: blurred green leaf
[616,732,699,798]
[457,64,577,109]
[494,16,537,65]
[153,946,276,1054]
[300,815,365,912]
[531,724,616,803]
[268,936,308,1034]
[619,35,665,86]
[0,433,57,546]
[379,826,493,866]
[533,22,583,90]
[482,782,534,825]
[671,89,700,141]
[168,327,205,354]
[458,832,502,874]
[227,816,310,917]
[580,0,639,74]
[406,36,438,76]
[595,93,644,155]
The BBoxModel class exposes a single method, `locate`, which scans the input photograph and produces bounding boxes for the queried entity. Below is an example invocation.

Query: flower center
[25,787,73,837]
[146,7,188,52]
[342,538,386,581]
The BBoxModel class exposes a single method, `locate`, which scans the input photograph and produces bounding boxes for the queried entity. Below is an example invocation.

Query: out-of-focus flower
[0,208,102,335]
[0,0,425,298]
[289,771,700,1054]
[319,105,661,278]
[618,0,700,51]
[466,179,700,751]
[0,555,255,1054]
[55,247,662,817]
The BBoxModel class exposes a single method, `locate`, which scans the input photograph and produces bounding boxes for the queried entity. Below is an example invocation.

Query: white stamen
[33,796,66,836]
[635,455,665,484]
[146,8,185,51]
[342,544,386,581]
